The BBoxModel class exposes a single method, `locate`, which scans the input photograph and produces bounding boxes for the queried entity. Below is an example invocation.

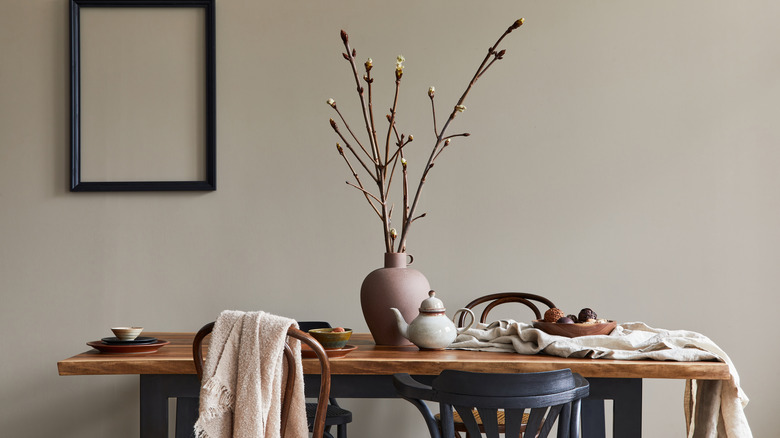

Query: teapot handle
[452,308,475,332]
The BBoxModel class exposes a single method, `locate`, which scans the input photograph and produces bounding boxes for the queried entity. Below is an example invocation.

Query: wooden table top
[58,332,730,380]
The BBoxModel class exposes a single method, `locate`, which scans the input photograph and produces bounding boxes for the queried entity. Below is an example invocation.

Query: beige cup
[111,327,143,341]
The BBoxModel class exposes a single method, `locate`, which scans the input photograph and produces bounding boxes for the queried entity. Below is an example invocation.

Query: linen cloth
[194,310,308,438]
[449,320,752,438]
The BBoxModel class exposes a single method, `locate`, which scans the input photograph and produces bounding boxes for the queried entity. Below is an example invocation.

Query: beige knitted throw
[450,321,752,438]
[194,310,308,438]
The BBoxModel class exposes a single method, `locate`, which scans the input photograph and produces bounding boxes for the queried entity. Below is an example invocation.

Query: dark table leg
[582,398,607,437]
[175,397,199,438]
[140,375,200,438]
[584,377,643,438]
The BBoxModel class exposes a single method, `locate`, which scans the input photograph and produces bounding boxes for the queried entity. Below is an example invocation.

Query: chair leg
[175,397,199,438]
[399,395,442,438]
[337,423,347,438]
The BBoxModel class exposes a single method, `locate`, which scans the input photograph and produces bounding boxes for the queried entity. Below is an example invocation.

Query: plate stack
[87,335,169,354]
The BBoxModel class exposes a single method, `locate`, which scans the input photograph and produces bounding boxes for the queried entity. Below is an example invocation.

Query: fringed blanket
[194,310,308,438]
[450,320,751,438]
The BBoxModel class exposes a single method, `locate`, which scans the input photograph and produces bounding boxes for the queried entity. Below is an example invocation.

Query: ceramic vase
[360,252,431,346]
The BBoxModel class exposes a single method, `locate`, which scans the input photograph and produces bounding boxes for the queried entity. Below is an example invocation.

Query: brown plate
[87,339,169,354]
[301,344,357,359]
[532,320,617,338]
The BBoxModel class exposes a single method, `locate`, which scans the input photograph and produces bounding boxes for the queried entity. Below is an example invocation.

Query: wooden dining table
[58,332,730,438]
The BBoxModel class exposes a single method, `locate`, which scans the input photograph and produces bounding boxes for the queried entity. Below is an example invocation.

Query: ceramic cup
[111,327,144,341]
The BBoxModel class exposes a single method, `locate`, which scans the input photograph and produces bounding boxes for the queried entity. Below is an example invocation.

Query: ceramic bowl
[111,326,144,341]
[307,327,352,349]
[532,320,616,338]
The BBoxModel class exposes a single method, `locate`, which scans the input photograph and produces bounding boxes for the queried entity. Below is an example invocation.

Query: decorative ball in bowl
[532,320,616,338]
[111,326,144,341]
[307,327,352,349]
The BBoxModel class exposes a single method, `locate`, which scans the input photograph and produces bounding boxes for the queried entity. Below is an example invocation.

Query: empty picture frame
[70,0,216,191]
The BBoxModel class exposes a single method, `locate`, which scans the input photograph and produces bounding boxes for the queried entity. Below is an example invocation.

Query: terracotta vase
[360,253,431,346]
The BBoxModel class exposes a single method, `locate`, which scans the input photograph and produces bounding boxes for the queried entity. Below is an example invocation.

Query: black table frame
[140,374,641,437]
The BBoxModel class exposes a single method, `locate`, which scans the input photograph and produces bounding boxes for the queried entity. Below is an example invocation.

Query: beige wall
[1,0,778,436]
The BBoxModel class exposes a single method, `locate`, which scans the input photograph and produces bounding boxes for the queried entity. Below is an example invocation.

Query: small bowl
[532,320,616,338]
[307,328,352,350]
[111,327,144,341]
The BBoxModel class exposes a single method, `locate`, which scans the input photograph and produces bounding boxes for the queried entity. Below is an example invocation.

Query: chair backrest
[433,369,588,438]
[192,322,331,438]
[297,321,331,332]
[458,292,557,326]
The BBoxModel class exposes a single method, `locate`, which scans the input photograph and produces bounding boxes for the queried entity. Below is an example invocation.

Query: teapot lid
[419,290,446,313]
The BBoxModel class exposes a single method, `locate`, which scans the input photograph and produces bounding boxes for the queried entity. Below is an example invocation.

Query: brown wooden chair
[457,292,557,327]
[193,321,331,438]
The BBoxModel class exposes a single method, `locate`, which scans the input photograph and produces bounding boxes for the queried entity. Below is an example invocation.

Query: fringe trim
[194,377,235,438]
[200,377,235,419]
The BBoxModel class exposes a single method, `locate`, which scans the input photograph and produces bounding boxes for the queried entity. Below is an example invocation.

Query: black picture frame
[69,0,216,191]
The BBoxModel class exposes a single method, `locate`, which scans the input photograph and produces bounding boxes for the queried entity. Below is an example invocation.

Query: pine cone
[543,308,565,323]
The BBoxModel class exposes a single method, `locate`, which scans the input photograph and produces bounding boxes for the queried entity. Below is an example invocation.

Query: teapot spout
[390,308,410,340]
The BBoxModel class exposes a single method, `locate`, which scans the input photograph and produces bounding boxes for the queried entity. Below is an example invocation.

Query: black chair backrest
[192,321,331,438]
[395,368,589,438]
[298,321,331,332]
[459,292,557,326]
[435,369,587,438]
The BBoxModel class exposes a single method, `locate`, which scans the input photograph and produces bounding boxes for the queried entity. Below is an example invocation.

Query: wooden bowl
[307,328,352,349]
[532,320,616,338]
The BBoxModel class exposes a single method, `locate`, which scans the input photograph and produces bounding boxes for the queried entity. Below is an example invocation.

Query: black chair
[298,321,353,438]
[458,292,557,327]
[393,368,589,438]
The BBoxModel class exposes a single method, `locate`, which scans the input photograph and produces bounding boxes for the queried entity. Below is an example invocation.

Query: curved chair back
[394,368,589,438]
[193,322,331,438]
[458,292,557,326]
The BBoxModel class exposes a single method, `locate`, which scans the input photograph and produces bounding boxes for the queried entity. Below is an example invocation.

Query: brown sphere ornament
[543,308,565,323]
[578,308,597,322]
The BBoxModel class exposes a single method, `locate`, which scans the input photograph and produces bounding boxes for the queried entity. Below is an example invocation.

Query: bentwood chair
[452,292,559,435]
[193,321,332,438]
[298,321,353,438]
[457,292,557,327]
[393,369,589,438]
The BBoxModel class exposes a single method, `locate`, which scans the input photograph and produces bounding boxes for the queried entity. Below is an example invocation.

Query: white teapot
[390,290,475,350]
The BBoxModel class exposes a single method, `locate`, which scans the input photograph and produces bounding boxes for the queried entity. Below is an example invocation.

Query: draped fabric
[194,310,308,438]
[450,320,751,438]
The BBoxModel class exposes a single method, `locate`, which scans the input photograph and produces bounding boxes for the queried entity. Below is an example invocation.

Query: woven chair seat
[435,409,530,437]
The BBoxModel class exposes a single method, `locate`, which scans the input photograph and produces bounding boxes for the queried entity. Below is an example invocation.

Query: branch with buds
[327,18,524,253]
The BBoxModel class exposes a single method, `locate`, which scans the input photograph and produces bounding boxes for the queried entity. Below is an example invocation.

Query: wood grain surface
[58,332,730,380]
